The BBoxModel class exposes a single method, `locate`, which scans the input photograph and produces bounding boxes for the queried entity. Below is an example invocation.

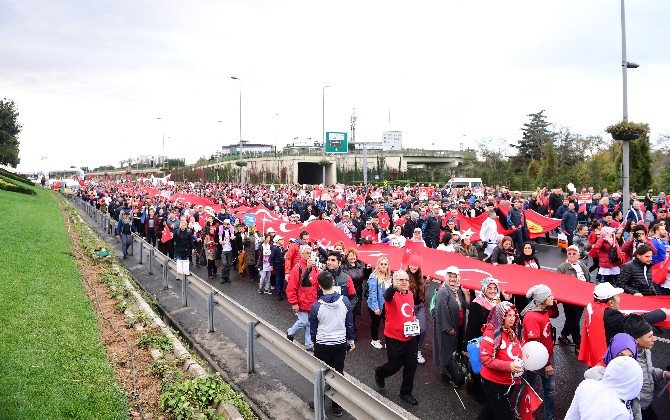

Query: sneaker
[332,405,343,417]
[558,336,574,346]
[417,351,425,364]
[400,393,418,405]
[286,332,294,342]
[258,289,263,294]
[371,340,383,349]
[265,290,272,295]
[374,368,385,389]
[306,346,314,352]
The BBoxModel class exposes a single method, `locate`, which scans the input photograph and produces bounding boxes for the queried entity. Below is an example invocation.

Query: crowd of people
[76,179,670,419]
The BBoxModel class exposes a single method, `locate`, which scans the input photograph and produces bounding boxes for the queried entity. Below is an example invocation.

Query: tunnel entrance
[297,162,322,185]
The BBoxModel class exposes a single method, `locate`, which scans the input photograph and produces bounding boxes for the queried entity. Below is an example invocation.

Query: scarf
[488,301,519,358]
[473,277,500,311]
[603,333,638,365]
[448,275,461,293]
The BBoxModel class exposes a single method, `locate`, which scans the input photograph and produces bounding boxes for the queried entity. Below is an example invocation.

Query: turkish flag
[519,380,543,420]
[378,212,390,229]
[357,244,405,271]
[578,203,587,214]
[161,228,173,243]
[401,242,426,268]
[652,257,670,285]
[306,220,356,249]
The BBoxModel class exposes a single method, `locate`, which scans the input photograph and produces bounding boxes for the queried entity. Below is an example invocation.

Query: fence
[72,196,418,420]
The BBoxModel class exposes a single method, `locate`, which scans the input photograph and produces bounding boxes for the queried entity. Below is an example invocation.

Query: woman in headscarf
[433,266,469,386]
[584,333,638,379]
[566,356,643,420]
[477,301,524,420]
[407,254,427,364]
[589,226,623,284]
[455,232,479,259]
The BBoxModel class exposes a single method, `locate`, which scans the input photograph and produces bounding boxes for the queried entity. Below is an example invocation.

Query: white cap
[223,219,231,224]
[566,245,580,252]
[273,235,283,243]
[267,227,276,233]
[445,266,460,275]
[593,282,624,300]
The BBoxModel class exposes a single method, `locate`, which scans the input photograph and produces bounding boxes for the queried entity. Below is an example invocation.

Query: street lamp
[620,0,639,216]
[231,76,243,184]
[322,85,331,185]
[156,117,165,169]
[274,113,279,157]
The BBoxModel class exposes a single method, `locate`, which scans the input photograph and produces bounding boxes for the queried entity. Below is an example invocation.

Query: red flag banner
[161,228,173,243]
[305,220,356,250]
[519,380,543,420]
[524,210,562,239]
[378,212,390,230]
[357,244,405,271]
[652,258,670,285]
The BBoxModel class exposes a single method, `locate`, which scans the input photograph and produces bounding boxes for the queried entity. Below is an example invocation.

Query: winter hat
[623,314,652,339]
[521,284,552,316]
[407,254,421,268]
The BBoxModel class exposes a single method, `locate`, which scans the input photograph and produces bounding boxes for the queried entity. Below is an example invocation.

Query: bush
[0,168,34,186]
[0,176,36,195]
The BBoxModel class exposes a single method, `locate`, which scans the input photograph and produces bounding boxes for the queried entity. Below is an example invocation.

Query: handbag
[445,351,468,388]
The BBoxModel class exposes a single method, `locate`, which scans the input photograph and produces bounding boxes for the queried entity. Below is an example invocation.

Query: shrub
[0,176,36,195]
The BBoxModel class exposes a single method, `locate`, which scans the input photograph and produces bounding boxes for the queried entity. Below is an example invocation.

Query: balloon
[521,341,549,371]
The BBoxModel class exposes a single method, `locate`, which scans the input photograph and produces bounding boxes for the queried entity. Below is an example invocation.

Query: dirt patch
[63,209,164,419]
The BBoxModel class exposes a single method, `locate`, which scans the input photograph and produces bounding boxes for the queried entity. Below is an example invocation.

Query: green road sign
[325,132,348,153]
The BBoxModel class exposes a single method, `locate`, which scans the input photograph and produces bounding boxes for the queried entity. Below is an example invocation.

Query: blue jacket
[116,218,135,236]
[651,237,667,266]
[561,209,578,234]
[367,274,389,312]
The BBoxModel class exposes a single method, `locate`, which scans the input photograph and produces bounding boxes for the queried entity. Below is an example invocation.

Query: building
[218,140,274,156]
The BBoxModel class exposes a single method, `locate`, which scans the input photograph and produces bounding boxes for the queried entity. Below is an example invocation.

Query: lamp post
[156,117,165,169]
[620,0,639,216]
[322,85,331,185]
[231,76,243,184]
[274,113,279,157]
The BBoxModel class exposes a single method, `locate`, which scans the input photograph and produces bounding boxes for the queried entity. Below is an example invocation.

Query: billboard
[382,131,402,151]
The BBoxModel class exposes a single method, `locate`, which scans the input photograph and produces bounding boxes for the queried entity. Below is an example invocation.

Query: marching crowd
[77,179,670,419]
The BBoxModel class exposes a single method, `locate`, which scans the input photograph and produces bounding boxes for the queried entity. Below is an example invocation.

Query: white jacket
[480,217,498,245]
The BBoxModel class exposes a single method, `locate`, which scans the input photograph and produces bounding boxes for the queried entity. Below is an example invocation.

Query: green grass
[0,188,129,419]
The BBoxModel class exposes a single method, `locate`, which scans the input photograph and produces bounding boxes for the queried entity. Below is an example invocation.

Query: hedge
[0,176,36,195]
[0,168,34,186]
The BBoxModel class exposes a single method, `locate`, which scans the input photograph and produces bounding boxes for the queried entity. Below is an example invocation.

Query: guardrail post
[148,248,154,274]
[139,240,143,264]
[163,261,169,288]
[207,292,214,332]
[313,369,325,420]
[130,235,134,256]
[181,274,188,307]
[247,321,255,373]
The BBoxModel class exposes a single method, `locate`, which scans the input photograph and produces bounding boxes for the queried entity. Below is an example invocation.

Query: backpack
[466,337,483,374]
[608,244,620,263]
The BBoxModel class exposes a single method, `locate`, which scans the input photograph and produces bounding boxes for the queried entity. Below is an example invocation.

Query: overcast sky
[3,0,669,173]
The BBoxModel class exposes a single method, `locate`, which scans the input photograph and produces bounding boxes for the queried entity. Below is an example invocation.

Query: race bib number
[404,321,420,337]
[332,285,342,295]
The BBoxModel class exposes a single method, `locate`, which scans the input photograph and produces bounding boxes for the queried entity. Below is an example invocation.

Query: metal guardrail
[71,196,418,420]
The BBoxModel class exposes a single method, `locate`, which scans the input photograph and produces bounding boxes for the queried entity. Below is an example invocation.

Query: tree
[630,136,653,192]
[0,98,22,167]
[538,141,557,187]
[511,110,555,167]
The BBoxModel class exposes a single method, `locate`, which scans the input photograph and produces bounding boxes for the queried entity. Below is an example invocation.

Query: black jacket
[604,307,667,343]
[423,215,442,242]
[618,258,657,296]
[403,219,418,239]
[270,244,286,270]
[173,228,195,259]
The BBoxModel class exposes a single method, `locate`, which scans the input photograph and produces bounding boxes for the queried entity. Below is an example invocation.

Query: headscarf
[520,241,536,260]
[487,301,519,358]
[520,284,552,316]
[601,226,616,246]
[473,277,500,311]
[447,271,461,293]
[601,356,643,402]
[603,333,638,365]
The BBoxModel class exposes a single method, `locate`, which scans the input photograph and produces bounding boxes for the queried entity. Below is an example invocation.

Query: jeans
[120,234,132,257]
[519,369,555,420]
[274,268,285,295]
[259,270,272,292]
[220,250,232,280]
[314,343,347,410]
[287,311,312,349]
[368,308,383,341]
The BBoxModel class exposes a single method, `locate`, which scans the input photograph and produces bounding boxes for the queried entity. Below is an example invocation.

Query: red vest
[384,290,416,341]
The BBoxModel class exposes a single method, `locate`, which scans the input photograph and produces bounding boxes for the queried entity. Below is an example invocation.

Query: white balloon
[521,341,549,371]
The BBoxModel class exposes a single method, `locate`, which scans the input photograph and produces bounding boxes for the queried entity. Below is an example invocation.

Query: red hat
[394,218,407,226]
[407,254,421,268]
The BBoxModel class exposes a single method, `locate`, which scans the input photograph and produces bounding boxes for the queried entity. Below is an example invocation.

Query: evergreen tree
[538,141,558,187]
[512,110,555,167]
[0,98,22,167]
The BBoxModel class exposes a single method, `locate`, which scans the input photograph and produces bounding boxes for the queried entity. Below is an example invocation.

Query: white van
[446,177,483,189]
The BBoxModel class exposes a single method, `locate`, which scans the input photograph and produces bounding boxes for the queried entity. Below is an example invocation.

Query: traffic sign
[325,132,348,153]
[243,213,256,227]
[382,131,403,151]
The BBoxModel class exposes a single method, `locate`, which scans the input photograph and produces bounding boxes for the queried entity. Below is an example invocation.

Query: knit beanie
[623,313,652,339]
[520,284,552,316]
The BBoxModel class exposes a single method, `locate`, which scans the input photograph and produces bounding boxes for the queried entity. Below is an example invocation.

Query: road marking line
[657,337,670,344]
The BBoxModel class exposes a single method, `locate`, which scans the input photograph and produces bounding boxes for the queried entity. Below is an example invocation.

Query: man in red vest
[374,270,420,406]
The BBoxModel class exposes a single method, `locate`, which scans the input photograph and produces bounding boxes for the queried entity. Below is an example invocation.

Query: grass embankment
[0,187,129,419]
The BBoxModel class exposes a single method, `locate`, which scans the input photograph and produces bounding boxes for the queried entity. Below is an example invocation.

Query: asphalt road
[79,207,670,419]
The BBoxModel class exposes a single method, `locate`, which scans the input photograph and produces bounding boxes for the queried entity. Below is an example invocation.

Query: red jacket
[589,238,623,269]
[285,241,311,274]
[522,305,559,365]
[286,259,319,312]
[620,238,656,263]
[479,325,523,386]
